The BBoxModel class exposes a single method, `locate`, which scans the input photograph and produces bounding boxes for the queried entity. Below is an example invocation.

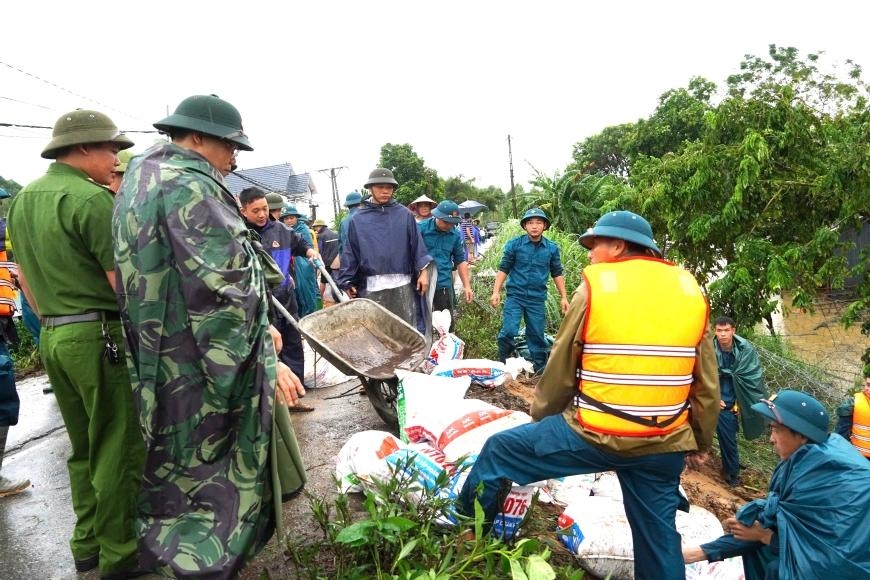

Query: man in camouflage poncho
[112,94,305,578]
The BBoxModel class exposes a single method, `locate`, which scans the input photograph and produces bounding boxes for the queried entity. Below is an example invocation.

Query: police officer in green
[8,109,146,579]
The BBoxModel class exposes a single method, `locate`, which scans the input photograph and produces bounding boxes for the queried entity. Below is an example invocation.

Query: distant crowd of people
[0,94,867,580]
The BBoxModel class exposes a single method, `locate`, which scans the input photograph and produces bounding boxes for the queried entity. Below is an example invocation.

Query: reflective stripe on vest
[851,393,870,458]
[0,251,16,317]
[577,258,708,436]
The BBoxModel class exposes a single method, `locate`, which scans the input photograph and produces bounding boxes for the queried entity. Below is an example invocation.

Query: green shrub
[456,221,589,359]
[284,454,580,579]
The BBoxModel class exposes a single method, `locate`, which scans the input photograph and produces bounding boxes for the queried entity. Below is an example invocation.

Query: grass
[9,318,41,377]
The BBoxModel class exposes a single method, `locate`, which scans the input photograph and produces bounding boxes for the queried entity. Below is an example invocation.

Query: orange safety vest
[0,222,17,317]
[851,393,870,458]
[576,257,708,436]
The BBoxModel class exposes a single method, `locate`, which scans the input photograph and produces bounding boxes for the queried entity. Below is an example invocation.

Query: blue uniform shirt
[418,217,465,289]
[499,234,563,301]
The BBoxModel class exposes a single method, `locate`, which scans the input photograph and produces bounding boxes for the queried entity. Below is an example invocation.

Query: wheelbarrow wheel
[361,377,399,429]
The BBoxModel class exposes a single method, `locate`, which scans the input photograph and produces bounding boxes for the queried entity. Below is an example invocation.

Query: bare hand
[307,251,322,265]
[560,297,570,315]
[276,361,305,407]
[725,518,773,544]
[463,286,474,303]
[720,400,726,409]
[268,324,283,353]
[416,269,429,295]
[346,286,358,298]
[684,450,709,470]
[490,292,501,307]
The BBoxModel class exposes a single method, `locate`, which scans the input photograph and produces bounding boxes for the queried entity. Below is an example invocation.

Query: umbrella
[458,200,487,216]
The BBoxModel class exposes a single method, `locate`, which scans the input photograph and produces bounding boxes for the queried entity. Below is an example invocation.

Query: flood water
[766,292,867,390]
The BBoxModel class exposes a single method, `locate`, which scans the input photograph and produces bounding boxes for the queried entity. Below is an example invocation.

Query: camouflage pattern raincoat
[113,142,281,578]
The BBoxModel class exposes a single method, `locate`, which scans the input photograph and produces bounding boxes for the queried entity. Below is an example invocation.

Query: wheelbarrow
[272,259,434,428]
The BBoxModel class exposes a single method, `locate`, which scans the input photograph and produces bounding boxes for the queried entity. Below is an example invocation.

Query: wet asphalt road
[0,372,385,579]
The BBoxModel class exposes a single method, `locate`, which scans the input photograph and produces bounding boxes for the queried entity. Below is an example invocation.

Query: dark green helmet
[153,94,253,151]
[364,168,398,189]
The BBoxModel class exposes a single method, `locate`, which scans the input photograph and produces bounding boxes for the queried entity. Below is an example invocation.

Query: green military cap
[116,150,134,174]
[42,109,134,160]
[265,192,285,210]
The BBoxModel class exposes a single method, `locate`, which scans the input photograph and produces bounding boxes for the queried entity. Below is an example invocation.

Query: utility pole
[317,166,346,217]
[507,135,517,218]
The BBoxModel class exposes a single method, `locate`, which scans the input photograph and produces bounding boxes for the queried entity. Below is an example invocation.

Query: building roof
[225,162,311,199]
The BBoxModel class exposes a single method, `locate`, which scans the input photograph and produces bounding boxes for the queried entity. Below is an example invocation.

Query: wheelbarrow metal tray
[297,298,426,380]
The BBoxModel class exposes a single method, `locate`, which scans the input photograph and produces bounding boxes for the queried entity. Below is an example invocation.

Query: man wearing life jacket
[835,373,870,460]
[458,210,719,580]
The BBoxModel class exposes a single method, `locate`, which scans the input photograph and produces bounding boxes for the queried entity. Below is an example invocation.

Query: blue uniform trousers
[716,408,740,485]
[497,295,547,372]
[458,414,687,580]
[20,293,41,348]
[275,290,304,380]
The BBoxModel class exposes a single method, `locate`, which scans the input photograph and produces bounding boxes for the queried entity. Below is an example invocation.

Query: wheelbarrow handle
[312,257,350,303]
[271,295,302,330]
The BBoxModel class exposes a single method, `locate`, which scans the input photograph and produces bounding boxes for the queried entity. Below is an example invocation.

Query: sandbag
[334,430,404,493]
[431,358,508,388]
[421,309,465,373]
[395,369,471,443]
[557,496,744,580]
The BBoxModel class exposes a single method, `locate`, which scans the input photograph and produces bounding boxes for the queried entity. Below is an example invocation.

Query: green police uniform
[8,162,145,575]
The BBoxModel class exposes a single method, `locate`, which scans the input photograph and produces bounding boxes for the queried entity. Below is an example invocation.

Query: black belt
[41,311,119,328]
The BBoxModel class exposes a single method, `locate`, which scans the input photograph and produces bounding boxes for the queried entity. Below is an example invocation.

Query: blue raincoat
[733,434,870,579]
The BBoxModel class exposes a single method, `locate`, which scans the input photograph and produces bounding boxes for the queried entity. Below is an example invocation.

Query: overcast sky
[1,1,867,219]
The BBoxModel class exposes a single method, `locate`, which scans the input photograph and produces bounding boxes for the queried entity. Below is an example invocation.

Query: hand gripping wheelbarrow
[272,259,434,428]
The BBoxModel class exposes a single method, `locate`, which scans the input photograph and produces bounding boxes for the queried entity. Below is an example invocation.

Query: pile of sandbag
[423,309,531,386]
[548,473,744,580]
[336,370,539,538]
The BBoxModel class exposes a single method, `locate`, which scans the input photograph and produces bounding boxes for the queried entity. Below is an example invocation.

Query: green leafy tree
[633,46,870,338]
[378,143,444,204]
[0,175,23,218]
[523,169,634,234]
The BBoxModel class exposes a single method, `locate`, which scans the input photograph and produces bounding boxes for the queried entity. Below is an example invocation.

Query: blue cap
[751,390,829,443]
[280,204,303,219]
[344,192,362,207]
[520,207,550,229]
[432,200,461,224]
[578,210,661,257]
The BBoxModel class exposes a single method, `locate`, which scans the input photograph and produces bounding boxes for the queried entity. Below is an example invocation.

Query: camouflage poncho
[113,142,279,578]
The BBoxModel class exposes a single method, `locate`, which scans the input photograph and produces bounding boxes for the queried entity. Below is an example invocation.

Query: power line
[0,59,146,122]
[0,95,52,109]
[0,122,158,134]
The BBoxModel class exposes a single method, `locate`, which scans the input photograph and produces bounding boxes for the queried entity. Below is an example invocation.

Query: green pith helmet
[364,168,398,189]
[578,210,661,257]
[520,207,550,229]
[115,149,134,173]
[265,192,285,210]
[153,94,253,151]
[41,109,134,159]
[751,390,829,443]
